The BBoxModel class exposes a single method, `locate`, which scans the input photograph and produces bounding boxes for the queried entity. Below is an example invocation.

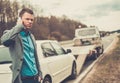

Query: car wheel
[70,62,77,79]
[43,77,51,83]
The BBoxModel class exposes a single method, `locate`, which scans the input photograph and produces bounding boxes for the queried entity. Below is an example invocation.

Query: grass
[81,35,120,83]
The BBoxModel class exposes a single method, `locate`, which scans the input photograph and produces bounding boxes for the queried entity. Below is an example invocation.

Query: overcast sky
[19,0,120,31]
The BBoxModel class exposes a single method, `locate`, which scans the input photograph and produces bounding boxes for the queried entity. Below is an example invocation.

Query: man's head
[19,8,34,29]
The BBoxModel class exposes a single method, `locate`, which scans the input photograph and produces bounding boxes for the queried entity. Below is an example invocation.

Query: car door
[41,42,71,82]
[50,42,72,82]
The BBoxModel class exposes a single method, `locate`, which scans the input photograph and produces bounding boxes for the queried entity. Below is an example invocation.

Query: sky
[18,0,120,31]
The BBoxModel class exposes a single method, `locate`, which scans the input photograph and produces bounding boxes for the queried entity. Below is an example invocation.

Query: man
[1,8,42,83]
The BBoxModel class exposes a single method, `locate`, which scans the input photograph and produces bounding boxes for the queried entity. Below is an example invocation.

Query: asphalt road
[61,34,117,83]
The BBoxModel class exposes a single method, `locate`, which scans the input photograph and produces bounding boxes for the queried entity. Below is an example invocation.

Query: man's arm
[1,24,24,47]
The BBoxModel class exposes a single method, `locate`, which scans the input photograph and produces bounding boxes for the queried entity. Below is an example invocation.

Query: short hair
[19,8,34,17]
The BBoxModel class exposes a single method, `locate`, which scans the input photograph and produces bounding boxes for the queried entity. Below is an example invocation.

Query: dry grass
[81,36,120,83]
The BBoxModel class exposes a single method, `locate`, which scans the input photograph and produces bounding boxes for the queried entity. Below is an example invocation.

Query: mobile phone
[17,17,23,25]
[17,17,21,22]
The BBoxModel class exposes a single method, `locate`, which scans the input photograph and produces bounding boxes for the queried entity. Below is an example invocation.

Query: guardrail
[59,40,73,45]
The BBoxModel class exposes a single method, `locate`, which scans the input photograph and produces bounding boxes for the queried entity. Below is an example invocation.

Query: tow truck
[73,27,104,60]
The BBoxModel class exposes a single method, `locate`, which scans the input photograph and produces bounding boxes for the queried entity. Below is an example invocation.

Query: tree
[0,0,19,37]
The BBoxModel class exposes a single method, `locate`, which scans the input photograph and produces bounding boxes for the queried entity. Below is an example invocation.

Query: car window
[41,42,56,57]
[78,29,96,36]
[50,42,66,55]
[0,46,12,64]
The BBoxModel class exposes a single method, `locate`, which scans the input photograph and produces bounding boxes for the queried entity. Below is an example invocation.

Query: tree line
[0,0,87,42]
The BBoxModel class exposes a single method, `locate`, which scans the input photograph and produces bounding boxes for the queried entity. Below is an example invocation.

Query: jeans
[21,79,40,83]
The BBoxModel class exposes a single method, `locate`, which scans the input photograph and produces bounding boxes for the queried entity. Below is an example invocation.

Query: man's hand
[38,76,42,83]
[17,17,28,30]
[16,17,22,25]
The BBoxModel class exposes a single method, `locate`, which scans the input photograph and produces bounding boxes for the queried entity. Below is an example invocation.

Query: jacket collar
[20,29,30,36]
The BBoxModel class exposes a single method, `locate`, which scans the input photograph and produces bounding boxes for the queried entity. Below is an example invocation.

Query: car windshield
[78,29,96,36]
[0,46,12,64]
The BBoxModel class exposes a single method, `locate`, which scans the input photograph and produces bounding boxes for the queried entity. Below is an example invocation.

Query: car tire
[96,46,104,55]
[70,62,77,79]
[43,77,51,83]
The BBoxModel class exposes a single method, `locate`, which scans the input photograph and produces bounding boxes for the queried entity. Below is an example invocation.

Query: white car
[73,27,104,59]
[0,40,77,83]
[0,46,12,83]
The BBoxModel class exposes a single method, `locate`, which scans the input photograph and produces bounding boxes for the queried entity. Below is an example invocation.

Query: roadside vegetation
[81,35,120,83]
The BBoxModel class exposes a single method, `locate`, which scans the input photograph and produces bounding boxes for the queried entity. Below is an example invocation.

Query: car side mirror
[43,48,56,57]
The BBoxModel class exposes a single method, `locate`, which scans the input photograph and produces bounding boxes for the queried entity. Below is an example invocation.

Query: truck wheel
[100,47,104,54]
[98,47,104,54]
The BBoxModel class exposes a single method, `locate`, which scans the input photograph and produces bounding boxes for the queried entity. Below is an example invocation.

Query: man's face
[21,12,34,29]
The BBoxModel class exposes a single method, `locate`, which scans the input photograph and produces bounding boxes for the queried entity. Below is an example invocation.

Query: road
[61,34,118,83]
